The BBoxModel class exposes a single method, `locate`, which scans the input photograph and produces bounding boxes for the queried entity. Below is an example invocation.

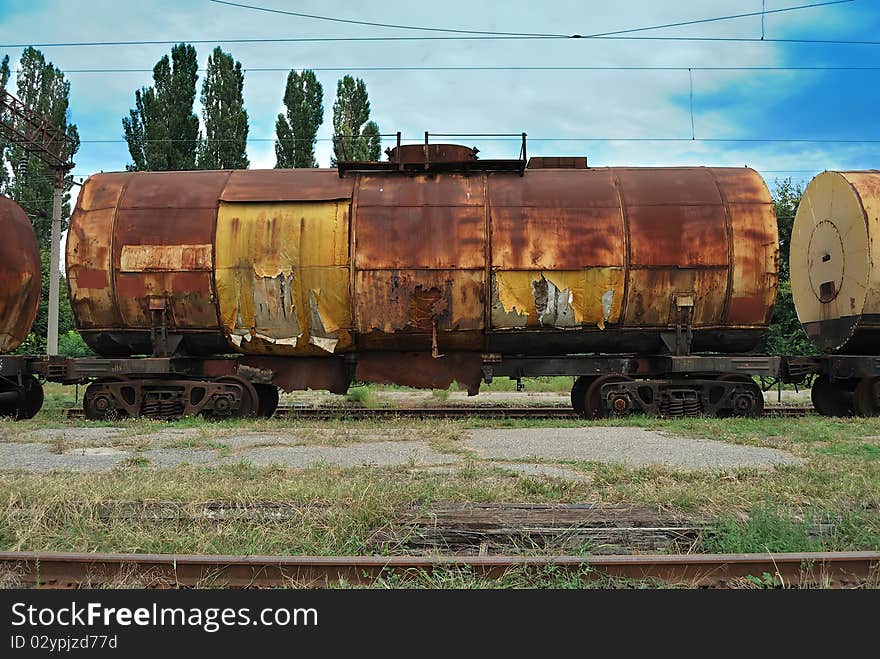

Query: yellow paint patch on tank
[215,201,352,355]
[492,268,624,329]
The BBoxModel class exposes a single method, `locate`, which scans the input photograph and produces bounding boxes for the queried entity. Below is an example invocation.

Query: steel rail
[276,405,815,419]
[63,404,814,420]
[0,551,875,588]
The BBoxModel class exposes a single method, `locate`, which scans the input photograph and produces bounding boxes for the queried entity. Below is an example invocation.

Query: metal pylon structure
[0,88,76,355]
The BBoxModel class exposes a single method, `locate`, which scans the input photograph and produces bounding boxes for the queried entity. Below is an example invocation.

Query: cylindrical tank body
[0,196,41,354]
[791,170,880,353]
[67,165,778,357]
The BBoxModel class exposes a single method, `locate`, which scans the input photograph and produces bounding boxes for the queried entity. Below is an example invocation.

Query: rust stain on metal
[71,268,109,290]
[215,200,352,355]
[120,244,212,272]
[65,162,778,367]
[239,356,350,394]
[355,270,483,336]
[112,172,229,332]
[386,143,478,165]
[220,168,353,203]
[355,352,483,395]
[355,206,485,270]
[0,197,41,353]
[66,174,127,330]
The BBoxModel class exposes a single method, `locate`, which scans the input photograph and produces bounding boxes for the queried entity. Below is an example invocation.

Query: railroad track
[64,404,815,420]
[0,550,875,588]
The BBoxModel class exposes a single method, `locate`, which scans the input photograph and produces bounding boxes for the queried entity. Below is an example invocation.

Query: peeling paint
[492,269,625,330]
[532,275,577,327]
[600,289,614,330]
[120,244,213,272]
[215,200,352,355]
[307,290,340,353]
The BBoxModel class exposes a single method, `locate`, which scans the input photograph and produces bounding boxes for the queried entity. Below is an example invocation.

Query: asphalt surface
[0,424,803,475]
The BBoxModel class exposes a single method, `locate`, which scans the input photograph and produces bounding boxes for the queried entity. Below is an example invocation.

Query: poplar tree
[275,69,323,168]
[0,55,10,193]
[331,75,380,164]
[198,46,249,170]
[123,43,199,171]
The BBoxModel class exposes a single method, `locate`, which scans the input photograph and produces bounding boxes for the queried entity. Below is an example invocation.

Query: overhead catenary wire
[4,34,879,48]
[75,137,880,144]
[24,65,880,74]
[207,0,853,39]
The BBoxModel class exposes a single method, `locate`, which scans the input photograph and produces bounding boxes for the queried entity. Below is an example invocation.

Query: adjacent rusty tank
[791,170,880,353]
[0,196,41,354]
[66,152,778,366]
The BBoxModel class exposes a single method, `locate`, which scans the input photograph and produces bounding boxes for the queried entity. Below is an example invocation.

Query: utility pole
[0,88,76,355]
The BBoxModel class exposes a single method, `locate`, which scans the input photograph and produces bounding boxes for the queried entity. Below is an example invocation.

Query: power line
[24,65,880,74]
[76,137,880,144]
[208,0,852,40]
[3,35,877,48]
[209,0,563,37]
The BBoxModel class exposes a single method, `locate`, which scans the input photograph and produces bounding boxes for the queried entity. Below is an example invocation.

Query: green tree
[0,55,10,194]
[123,44,199,171]
[331,75,381,164]
[764,178,816,355]
[2,48,80,348]
[275,70,323,168]
[198,47,249,170]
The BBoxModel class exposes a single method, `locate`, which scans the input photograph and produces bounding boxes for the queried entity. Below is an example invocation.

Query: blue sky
[1,0,878,195]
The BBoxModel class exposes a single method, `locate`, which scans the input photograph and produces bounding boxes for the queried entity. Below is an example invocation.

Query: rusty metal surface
[66,174,127,331]
[355,352,483,395]
[709,168,779,325]
[386,143,478,164]
[220,168,353,202]
[354,173,486,351]
[489,167,776,340]
[114,171,229,331]
[2,550,877,588]
[66,163,777,373]
[526,156,588,169]
[238,355,351,394]
[215,200,352,355]
[0,197,41,353]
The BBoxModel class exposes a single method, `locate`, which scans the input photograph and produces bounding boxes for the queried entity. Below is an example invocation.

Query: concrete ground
[0,425,803,475]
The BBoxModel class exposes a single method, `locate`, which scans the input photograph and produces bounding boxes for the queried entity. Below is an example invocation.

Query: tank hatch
[336,132,528,176]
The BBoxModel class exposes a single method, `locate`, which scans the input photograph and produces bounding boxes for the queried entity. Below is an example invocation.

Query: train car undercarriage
[12,351,839,421]
[7,351,877,422]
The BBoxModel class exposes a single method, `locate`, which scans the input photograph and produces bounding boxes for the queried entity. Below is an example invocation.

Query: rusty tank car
[63,143,779,420]
[0,196,44,419]
[790,170,880,416]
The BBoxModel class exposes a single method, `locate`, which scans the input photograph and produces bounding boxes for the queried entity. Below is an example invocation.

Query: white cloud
[0,0,866,176]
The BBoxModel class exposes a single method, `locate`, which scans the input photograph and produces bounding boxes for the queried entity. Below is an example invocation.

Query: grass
[2,385,880,585]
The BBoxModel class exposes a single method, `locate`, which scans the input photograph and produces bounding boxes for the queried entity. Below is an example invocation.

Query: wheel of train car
[852,377,880,416]
[15,376,43,420]
[83,377,128,421]
[584,375,633,419]
[811,375,855,417]
[254,384,280,418]
[716,374,764,417]
[570,376,598,418]
[215,376,258,418]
